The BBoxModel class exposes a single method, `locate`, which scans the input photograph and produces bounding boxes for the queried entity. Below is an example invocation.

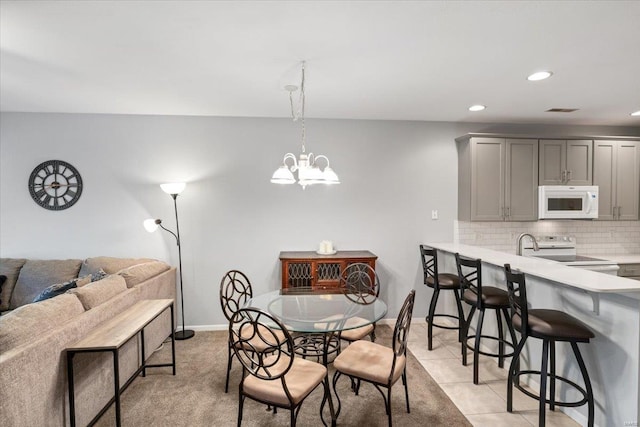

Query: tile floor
[406,320,580,427]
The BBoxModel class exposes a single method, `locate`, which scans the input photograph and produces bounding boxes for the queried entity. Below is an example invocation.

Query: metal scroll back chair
[219,269,253,393]
[504,264,595,427]
[332,290,416,427]
[455,253,516,384]
[419,245,464,350]
[229,308,330,427]
[339,263,381,344]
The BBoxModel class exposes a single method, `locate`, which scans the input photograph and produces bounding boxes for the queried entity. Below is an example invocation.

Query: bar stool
[455,253,517,384]
[504,264,595,427]
[419,245,464,350]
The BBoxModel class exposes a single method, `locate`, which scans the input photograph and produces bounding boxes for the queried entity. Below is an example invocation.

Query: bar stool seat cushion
[462,286,510,308]
[513,309,595,341]
[243,354,327,406]
[425,273,460,289]
[333,340,406,385]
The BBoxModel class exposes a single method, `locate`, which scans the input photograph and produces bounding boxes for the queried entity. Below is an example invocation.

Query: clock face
[28,160,83,210]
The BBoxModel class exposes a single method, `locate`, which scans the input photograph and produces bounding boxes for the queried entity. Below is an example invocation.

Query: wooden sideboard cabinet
[279,250,378,291]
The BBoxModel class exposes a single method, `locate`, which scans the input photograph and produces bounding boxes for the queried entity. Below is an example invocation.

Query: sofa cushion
[79,257,155,276]
[0,293,85,350]
[0,258,27,311]
[69,274,127,310]
[32,278,80,302]
[9,259,82,309]
[117,261,171,288]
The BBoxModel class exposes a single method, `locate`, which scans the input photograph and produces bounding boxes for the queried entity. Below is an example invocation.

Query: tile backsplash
[454,220,640,255]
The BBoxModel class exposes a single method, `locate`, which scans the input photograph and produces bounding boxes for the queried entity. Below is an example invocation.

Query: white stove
[521,235,619,275]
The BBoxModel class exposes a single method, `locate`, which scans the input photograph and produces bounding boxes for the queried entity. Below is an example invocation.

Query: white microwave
[538,186,599,219]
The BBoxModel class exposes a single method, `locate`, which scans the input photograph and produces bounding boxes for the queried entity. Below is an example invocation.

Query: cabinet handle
[561,170,566,182]
[618,206,622,219]
[567,170,572,181]
[506,206,511,219]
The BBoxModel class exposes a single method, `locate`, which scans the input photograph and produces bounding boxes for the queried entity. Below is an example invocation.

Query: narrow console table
[280,250,377,291]
[66,299,176,427]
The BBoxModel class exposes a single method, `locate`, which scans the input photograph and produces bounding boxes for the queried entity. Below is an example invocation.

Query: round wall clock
[28,160,83,210]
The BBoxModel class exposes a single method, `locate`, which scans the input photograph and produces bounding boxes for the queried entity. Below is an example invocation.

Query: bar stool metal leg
[473,308,485,385]
[571,342,595,427]
[496,309,505,368]
[427,288,440,351]
[539,339,550,427]
[507,336,527,412]
[461,305,476,363]
[550,340,556,411]
[453,289,464,342]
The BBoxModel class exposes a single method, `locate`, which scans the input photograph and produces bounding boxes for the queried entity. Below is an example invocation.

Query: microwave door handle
[586,192,595,214]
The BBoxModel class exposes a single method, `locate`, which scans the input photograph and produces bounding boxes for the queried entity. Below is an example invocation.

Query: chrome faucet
[516,233,539,256]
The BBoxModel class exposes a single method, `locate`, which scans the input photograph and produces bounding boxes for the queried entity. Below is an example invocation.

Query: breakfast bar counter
[425,242,640,427]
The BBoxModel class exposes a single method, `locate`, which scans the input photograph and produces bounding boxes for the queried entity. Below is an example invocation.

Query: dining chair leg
[473,308,485,385]
[387,387,393,427]
[225,343,233,393]
[507,336,526,412]
[402,370,410,413]
[237,393,245,427]
[539,339,550,427]
[496,308,505,368]
[427,288,440,350]
[290,408,296,427]
[462,305,476,365]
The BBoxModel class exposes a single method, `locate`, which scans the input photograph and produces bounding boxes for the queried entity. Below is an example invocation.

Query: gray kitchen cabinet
[593,140,640,220]
[539,139,592,185]
[458,136,538,221]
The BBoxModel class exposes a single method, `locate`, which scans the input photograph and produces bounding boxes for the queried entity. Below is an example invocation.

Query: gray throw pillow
[33,278,79,303]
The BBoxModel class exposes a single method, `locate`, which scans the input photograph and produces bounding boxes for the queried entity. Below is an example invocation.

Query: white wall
[1,112,638,328]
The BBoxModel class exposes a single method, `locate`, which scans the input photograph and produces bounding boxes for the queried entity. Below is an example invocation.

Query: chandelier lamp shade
[271,61,340,188]
[143,182,194,340]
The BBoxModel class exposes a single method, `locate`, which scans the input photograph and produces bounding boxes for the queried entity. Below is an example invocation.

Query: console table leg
[67,351,76,427]
[113,350,121,427]
[141,329,146,377]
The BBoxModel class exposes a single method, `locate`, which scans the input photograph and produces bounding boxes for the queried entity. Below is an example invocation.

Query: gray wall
[1,112,638,328]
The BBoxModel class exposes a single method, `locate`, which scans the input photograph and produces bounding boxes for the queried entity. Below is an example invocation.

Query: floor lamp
[144,182,195,340]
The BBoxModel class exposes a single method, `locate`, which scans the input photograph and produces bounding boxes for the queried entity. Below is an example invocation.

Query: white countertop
[426,242,640,294]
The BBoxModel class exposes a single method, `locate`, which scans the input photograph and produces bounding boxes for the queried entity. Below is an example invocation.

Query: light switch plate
[431,210,438,220]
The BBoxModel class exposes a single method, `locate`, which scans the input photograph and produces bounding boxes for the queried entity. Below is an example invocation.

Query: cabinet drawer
[618,264,640,277]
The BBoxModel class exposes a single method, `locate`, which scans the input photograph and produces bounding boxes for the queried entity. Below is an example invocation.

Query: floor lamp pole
[172,193,194,340]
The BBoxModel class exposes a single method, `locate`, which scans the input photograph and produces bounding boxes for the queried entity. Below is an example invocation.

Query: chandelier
[271,61,340,188]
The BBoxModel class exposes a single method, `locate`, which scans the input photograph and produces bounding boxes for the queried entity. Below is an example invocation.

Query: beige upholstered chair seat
[333,340,406,385]
[236,324,286,352]
[339,318,374,341]
[243,355,327,406]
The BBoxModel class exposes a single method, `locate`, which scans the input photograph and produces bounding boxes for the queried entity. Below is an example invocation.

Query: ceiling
[1,1,639,126]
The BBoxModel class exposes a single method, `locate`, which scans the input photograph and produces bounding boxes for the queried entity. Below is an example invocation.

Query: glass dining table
[246,289,388,361]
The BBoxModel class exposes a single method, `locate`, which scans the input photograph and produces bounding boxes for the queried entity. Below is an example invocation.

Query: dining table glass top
[245,289,388,334]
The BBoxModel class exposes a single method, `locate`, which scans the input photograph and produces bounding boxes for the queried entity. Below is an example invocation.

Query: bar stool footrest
[513,370,589,408]
[427,313,463,331]
[465,334,516,358]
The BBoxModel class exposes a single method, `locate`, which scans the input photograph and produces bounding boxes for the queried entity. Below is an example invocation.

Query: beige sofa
[0,257,176,427]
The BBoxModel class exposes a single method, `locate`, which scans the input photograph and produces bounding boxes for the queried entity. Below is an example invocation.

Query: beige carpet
[95,326,471,426]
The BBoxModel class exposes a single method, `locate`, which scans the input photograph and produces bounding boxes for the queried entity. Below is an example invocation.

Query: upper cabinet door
[470,138,505,221]
[593,141,616,220]
[615,141,640,220]
[539,139,592,185]
[539,140,565,185]
[505,139,538,221]
[565,140,593,185]
[594,140,640,221]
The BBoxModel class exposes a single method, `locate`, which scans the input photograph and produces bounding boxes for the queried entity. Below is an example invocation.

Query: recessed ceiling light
[527,71,553,81]
[631,110,640,116]
[469,105,486,112]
